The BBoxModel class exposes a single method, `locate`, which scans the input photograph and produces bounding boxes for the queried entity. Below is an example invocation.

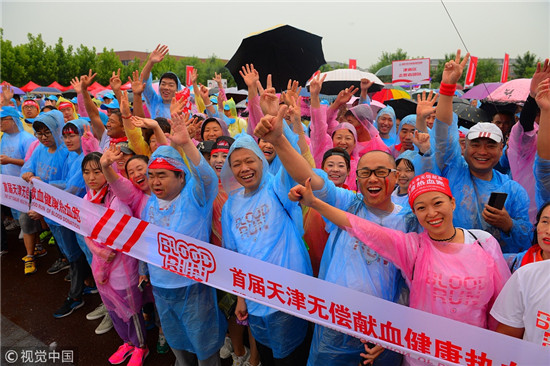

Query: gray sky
[2,0,549,69]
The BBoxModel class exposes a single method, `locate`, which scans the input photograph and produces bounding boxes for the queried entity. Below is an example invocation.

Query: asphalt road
[1,225,233,366]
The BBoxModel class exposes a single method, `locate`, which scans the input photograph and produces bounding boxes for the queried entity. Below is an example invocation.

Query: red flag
[349,59,357,69]
[464,56,478,88]
[500,53,509,83]
[186,66,194,87]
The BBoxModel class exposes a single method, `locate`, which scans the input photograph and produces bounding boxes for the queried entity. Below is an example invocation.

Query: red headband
[23,100,39,108]
[408,173,453,208]
[58,102,73,110]
[211,148,229,155]
[148,157,182,172]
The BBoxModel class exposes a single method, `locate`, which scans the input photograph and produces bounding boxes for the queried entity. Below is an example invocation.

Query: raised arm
[170,112,201,166]
[70,76,88,117]
[80,69,106,140]
[435,50,470,125]
[140,44,168,83]
[359,78,373,105]
[129,70,146,118]
[109,68,123,103]
[131,115,168,147]
[415,90,438,133]
[254,105,324,190]
[99,145,123,183]
[536,78,550,159]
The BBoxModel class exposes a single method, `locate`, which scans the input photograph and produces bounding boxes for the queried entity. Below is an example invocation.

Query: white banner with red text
[1,174,549,366]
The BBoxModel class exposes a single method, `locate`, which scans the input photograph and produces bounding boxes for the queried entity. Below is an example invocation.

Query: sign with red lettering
[392,58,431,85]
[465,56,478,88]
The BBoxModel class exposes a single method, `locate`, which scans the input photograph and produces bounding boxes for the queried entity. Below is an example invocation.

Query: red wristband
[122,115,132,119]
[439,83,456,97]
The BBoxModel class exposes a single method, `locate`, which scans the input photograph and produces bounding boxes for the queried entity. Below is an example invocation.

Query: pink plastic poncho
[84,187,142,322]
[344,212,510,330]
[508,122,538,223]
[310,105,359,189]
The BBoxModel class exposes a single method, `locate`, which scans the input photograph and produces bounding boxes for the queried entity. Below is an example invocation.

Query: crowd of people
[1,44,549,366]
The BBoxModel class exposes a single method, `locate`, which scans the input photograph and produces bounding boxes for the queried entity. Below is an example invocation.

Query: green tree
[121,58,142,81]
[319,62,347,72]
[368,48,408,74]
[1,29,29,85]
[431,53,469,86]
[513,51,540,79]
[23,33,58,85]
[94,48,123,85]
[475,58,500,84]
[73,45,98,78]
[151,55,178,81]
[174,56,203,85]
[54,37,79,86]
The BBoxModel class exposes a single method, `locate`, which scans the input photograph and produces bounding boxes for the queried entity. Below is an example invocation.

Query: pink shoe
[127,347,149,366]
[108,343,135,364]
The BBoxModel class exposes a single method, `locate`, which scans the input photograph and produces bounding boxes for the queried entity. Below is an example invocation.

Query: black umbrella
[384,98,417,120]
[453,104,489,128]
[225,25,326,92]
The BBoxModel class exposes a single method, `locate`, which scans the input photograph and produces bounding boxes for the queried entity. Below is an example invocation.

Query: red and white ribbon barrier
[2,174,549,365]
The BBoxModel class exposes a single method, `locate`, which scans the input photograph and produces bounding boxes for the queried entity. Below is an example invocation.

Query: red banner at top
[349,59,357,69]
[186,66,194,87]
[465,56,478,88]
[501,53,510,83]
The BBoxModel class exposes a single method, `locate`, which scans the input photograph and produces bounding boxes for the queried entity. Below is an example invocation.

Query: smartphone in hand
[488,192,508,210]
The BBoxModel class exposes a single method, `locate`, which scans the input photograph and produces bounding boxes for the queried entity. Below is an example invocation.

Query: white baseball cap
[467,122,503,143]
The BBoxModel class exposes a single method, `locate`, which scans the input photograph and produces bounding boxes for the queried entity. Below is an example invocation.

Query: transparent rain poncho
[307,175,418,366]
[373,105,397,147]
[431,118,532,253]
[220,134,312,358]
[390,114,419,158]
[0,106,36,177]
[141,145,225,359]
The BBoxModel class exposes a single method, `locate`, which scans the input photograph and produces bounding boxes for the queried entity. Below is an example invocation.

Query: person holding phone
[419,50,532,253]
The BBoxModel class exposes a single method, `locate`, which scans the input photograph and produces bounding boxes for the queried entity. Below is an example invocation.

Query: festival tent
[20,81,41,92]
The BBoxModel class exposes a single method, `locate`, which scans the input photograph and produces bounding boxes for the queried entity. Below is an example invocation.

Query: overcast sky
[2,0,549,69]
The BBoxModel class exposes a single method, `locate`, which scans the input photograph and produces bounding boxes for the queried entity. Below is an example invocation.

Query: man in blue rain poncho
[220,108,312,364]
[252,105,413,366]
[427,50,531,254]
[141,112,225,366]
[374,105,397,147]
[390,114,419,159]
[140,44,184,119]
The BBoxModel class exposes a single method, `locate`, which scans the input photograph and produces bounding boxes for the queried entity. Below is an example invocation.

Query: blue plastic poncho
[392,149,419,209]
[143,72,182,119]
[49,119,90,197]
[431,118,532,253]
[374,105,397,147]
[0,106,36,176]
[141,145,224,359]
[534,154,550,210]
[390,114,419,158]
[21,110,69,183]
[307,172,417,366]
[220,134,311,358]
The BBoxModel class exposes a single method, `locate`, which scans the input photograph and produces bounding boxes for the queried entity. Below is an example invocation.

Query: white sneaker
[86,303,107,320]
[231,347,250,366]
[18,229,23,240]
[219,336,233,359]
[95,313,113,335]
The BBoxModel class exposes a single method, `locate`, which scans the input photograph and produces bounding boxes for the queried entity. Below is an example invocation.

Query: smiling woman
[291,171,511,366]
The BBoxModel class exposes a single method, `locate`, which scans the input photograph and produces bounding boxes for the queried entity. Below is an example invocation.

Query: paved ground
[1,225,233,365]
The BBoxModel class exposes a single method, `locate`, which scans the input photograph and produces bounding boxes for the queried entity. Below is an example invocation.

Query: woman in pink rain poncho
[290,172,511,365]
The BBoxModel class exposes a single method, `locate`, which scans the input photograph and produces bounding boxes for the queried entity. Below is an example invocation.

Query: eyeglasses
[356,168,396,179]
[35,130,52,138]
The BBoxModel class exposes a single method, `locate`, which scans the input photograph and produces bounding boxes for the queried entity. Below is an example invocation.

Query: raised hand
[254,104,288,143]
[309,73,326,96]
[286,79,302,101]
[170,96,186,115]
[416,90,438,118]
[190,68,198,85]
[120,90,131,117]
[186,116,202,139]
[169,112,193,146]
[81,124,94,141]
[530,59,550,98]
[109,68,122,91]
[360,78,374,92]
[80,69,97,90]
[149,44,169,64]
[129,70,145,95]
[100,144,123,168]
[198,84,210,103]
[70,77,82,94]
[239,64,259,88]
[334,86,359,107]
[535,78,550,111]
[0,82,14,106]
[412,130,431,154]
[441,49,470,85]
[131,116,159,129]
[213,72,223,86]
[259,87,279,116]
[288,178,316,206]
